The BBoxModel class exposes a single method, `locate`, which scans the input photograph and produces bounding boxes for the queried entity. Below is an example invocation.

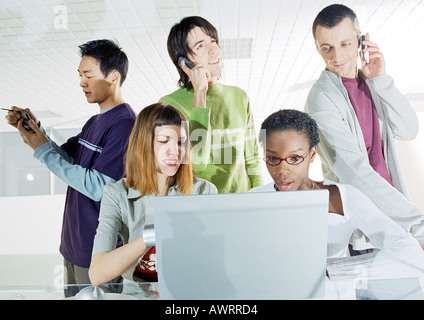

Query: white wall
[395,112,424,212]
[0,195,64,255]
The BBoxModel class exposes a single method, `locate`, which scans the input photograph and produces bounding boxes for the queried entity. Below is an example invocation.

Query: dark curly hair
[259,109,320,149]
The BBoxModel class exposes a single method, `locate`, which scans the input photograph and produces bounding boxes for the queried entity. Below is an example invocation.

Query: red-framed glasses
[263,150,311,166]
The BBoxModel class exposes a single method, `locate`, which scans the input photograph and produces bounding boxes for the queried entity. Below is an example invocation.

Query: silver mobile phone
[360,35,368,62]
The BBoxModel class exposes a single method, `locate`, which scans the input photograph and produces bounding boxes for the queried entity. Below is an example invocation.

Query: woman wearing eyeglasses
[250,109,424,298]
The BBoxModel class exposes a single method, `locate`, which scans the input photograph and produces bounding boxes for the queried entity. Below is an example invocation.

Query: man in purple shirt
[6,40,136,296]
[305,4,424,254]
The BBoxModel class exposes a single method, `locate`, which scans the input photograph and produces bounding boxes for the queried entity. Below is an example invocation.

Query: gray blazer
[92,177,218,281]
[305,70,424,249]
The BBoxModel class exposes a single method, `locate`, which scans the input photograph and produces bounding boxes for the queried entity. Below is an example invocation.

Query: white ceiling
[1,0,423,132]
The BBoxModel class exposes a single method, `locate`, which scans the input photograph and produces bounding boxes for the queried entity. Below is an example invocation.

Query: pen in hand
[2,108,36,133]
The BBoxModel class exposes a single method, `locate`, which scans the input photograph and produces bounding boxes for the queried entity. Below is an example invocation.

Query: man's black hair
[167,16,219,90]
[312,4,360,39]
[79,39,129,86]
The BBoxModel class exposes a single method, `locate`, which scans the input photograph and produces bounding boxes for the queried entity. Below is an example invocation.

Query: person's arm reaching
[18,116,117,201]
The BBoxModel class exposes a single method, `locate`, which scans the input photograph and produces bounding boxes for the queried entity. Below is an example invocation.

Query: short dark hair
[78,39,129,86]
[167,16,219,90]
[259,109,320,149]
[312,4,360,39]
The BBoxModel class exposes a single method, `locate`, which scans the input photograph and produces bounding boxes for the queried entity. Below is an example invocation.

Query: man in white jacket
[305,4,424,252]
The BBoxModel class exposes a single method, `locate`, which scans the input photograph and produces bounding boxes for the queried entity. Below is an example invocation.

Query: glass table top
[1,277,424,300]
[0,282,159,300]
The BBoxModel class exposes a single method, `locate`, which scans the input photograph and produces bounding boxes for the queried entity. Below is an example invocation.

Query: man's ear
[113,70,121,84]
[108,70,121,85]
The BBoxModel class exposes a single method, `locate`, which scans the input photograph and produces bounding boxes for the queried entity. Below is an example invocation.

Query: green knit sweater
[160,83,263,193]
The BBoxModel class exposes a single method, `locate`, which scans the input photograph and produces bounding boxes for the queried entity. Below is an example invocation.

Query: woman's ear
[309,146,318,163]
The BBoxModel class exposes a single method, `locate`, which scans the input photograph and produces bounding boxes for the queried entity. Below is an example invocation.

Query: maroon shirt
[342,76,393,186]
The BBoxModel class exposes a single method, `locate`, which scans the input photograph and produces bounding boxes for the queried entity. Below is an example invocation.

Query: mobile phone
[20,112,35,133]
[1,108,35,133]
[178,56,195,69]
[360,35,368,62]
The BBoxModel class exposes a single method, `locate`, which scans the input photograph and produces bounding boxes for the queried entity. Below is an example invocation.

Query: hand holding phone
[2,108,36,133]
[3,107,48,150]
[177,56,209,108]
[178,56,195,70]
[359,33,386,79]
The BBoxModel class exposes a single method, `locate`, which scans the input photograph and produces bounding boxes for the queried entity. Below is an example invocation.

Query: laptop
[153,190,329,300]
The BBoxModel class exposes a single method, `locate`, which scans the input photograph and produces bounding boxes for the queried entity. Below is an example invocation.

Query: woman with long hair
[89,103,217,286]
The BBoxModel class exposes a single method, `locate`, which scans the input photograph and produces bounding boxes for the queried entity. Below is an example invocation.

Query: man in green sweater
[160,16,263,193]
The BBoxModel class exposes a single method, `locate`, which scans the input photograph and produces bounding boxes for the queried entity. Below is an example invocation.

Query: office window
[0,128,80,197]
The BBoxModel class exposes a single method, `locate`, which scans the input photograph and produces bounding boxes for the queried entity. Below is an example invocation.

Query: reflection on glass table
[0,282,159,300]
[325,277,424,300]
[325,250,424,300]
[1,277,424,300]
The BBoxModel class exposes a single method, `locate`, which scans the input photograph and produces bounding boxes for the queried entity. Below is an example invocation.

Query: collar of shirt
[127,184,181,199]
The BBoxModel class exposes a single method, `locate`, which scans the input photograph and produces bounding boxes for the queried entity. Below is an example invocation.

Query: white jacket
[305,70,424,249]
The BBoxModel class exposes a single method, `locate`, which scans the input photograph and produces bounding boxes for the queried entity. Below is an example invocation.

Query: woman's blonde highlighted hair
[125,103,193,196]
